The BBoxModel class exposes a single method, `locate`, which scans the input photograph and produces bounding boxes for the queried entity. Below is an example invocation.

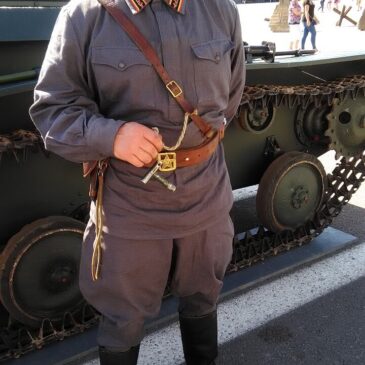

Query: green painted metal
[325,95,365,158]
[0,2,89,247]
[0,70,38,84]
[273,164,322,228]
[0,79,36,98]
[0,7,60,41]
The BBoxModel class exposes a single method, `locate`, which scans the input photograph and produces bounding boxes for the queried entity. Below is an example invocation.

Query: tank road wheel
[0,216,85,327]
[256,152,327,232]
[238,102,275,134]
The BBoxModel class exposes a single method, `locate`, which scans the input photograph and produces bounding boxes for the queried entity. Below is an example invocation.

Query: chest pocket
[91,47,157,111]
[191,39,234,104]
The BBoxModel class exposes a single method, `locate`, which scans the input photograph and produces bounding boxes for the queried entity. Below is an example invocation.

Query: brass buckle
[166,81,183,98]
[158,152,177,172]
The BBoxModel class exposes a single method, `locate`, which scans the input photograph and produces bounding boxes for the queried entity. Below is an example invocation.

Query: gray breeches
[79,215,234,350]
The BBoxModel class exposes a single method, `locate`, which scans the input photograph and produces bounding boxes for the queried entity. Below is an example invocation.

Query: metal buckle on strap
[166,80,183,98]
[190,109,198,117]
[158,152,177,171]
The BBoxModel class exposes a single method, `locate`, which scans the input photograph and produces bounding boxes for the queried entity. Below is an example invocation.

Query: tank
[0,1,95,360]
[0,0,364,360]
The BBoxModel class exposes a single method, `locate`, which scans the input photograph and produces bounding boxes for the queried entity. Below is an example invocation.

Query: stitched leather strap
[83,128,223,182]
[146,127,224,168]
[97,0,213,137]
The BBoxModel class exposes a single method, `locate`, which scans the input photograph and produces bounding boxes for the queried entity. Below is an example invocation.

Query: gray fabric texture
[79,215,234,350]
[30,0,245,239]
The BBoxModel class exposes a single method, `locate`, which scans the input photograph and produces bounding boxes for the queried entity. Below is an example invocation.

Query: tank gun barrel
[275,49,317,57]
[0,68,40,85]
[244,41,316,63]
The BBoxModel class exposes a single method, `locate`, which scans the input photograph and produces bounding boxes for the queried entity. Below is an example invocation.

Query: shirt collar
[125,0,186,15]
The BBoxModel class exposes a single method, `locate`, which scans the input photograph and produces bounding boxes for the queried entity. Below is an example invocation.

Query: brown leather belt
[146,127,224,169]
[83,127,224,179]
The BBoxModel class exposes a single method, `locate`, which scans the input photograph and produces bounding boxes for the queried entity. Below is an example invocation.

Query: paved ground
[219,276,365,365]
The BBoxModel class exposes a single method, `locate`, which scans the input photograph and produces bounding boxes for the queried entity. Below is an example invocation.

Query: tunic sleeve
[29,7,124,163]
[225,7,245,124]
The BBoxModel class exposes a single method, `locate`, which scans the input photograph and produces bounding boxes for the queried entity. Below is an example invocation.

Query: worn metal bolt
[359,116,365,129]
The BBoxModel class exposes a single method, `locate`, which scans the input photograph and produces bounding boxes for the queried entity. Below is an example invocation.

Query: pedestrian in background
[301,0,319,52]
[319,0,325,12]
[289,0,302,50]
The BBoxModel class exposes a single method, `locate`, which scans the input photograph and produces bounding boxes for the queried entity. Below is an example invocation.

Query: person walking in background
[301,0,319,52]
[356,0,362,11]
[289,0,302,50]
[319,0,325,12]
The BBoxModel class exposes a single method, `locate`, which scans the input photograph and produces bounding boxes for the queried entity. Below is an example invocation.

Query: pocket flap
[91,47,150,71]
[191,39,234,62]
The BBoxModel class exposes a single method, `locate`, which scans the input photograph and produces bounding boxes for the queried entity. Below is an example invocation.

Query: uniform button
[118,62,125,69]
[215,54,221,63]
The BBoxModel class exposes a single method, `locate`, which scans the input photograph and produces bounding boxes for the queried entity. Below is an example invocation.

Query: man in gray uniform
[30,0,245,363]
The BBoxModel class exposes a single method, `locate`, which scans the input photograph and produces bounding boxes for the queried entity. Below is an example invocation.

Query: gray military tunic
[30,0,245,239]
[30,0,245,350]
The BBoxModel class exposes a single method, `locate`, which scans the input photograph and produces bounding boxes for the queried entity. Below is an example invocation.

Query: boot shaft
[99,345,140,365]
[179,310,218,365]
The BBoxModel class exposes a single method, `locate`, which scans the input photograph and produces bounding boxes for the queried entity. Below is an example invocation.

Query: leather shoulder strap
[97,0,213,137]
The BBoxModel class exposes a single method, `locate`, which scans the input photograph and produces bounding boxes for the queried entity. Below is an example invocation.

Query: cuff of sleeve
[87,117,126,159]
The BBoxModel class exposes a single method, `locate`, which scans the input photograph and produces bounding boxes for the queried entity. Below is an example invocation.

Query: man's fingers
[129,155,145,168]
[143,128,164,151]
[140,141,159,160]
[113,122,164,165]
[135,148,154,165]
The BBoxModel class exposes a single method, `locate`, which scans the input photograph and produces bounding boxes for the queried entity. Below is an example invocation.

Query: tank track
[0,305,99,361]
[0,75,364,360]
[229,75,365,272]
[0,129,44,162]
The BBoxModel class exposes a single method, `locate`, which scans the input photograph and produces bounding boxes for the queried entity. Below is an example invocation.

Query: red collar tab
[125,0,185,14]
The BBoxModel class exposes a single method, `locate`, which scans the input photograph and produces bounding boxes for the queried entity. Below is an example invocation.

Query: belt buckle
[166,81,183,98]
[158,152,177,172]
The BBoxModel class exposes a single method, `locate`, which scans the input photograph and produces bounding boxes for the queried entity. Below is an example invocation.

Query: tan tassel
[91,160,107,281]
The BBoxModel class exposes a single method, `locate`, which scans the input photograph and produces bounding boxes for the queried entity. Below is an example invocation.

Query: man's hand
[113,122,163,167]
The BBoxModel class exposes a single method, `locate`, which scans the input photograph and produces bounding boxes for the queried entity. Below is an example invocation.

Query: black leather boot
[99,345,140,365]
[179,310,218,365]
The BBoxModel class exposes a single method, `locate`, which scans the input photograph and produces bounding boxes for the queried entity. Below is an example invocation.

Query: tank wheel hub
[291,186,310,209]
[46,264,76,293]
[238,101,275,134]
[251,108,269,125]
[295,102,330,146]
